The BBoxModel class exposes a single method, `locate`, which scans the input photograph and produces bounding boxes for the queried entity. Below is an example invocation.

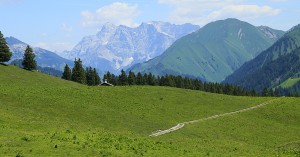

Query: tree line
[101,70,258,96]
[61,60,257,96]
[61,58,100,86]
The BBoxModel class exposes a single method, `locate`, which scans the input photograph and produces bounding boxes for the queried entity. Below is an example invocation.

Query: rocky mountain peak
[63,21,200,74]
[258,26,284,40]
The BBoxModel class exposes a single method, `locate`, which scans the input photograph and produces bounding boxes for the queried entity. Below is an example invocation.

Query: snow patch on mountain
[238,28,243,40]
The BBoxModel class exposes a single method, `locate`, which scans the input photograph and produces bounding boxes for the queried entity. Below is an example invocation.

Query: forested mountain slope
[224,24,300,91]
[129,18,284,82]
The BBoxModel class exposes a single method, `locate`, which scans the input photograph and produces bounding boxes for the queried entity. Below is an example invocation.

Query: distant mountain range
[10,59,63,77]
[128,18,285,82]
[6,37,73,71]
[224,24,300,91]
[60,22,200,73]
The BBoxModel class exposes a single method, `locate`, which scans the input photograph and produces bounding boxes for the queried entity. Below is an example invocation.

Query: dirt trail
[150,99,277,137]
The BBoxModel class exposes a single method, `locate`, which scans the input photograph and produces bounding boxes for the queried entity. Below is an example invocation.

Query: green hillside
[0,65,299,156]
[279,78,300,88]
[129,18,284,82]
[224,24,300,92]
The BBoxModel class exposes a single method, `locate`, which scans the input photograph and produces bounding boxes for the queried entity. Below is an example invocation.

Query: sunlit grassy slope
[279,77,300,88]
[0,65,299,156]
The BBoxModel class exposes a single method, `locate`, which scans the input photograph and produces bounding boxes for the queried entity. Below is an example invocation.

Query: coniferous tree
[118,69,128,85]
[103,71,112,83]
[262,88,269,97]
[164,75,175,87]
[147,73,156,86]
[183,77,192,89]
[0,31,12,63]
[71,58,86,84]
[62,64,72,80]
[143,73,148,85]
[86,67,95,86]
[93,68,101,85]
[159,76,166,86]
[128,71,136,85]
[111,74,118,85]
[175,76,184,88]
[22,45,37,70]
[136,72,144,85]
[96,70,258,96]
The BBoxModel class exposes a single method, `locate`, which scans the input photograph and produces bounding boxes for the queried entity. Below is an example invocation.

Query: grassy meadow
[0,65,299,156]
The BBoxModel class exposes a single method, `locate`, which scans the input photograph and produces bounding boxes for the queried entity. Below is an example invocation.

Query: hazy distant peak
[5,36,26,45]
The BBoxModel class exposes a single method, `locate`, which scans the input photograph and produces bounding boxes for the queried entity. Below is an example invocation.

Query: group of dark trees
[0,31,36,70]
[62,58,100,86]
[102,70,257,96]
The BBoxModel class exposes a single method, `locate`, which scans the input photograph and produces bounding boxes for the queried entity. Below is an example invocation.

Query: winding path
[150,99,277,137]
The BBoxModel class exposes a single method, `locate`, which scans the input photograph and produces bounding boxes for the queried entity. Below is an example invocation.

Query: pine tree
[262,88,269,97]
[128,71,136,85]
[143,73,148,85]
[22,45,37,70]
[159,76,166,86]
[103,71,112,83]
[71,58,86,84]
[136,72,144,85]
[93,68,101,85]
[175,76,184,88]
[0,31,12,63]
[165,75,176,87]
[118,69,128,85]
[147,73,156,86]
[85,67,101,86]
[62,64,72,80]
[86,67,95,86]
[111,74,118,85]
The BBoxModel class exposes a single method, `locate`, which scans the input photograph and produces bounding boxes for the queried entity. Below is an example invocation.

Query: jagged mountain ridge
[5,36,73,70]
[129,18,285,82]
[61,22,200,73]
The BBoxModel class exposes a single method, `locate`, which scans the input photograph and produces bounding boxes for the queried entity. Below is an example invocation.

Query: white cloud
[158,0,281,26]
[81,2,140,28]
[208,5,280,20]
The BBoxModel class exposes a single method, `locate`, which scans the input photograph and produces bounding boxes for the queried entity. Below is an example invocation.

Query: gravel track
[150,99,277,137]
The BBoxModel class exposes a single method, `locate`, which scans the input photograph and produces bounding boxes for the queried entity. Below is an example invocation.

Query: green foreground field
[0,65,299,156]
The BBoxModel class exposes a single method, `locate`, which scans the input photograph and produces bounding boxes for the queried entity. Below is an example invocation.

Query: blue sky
[0,0,299,52]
